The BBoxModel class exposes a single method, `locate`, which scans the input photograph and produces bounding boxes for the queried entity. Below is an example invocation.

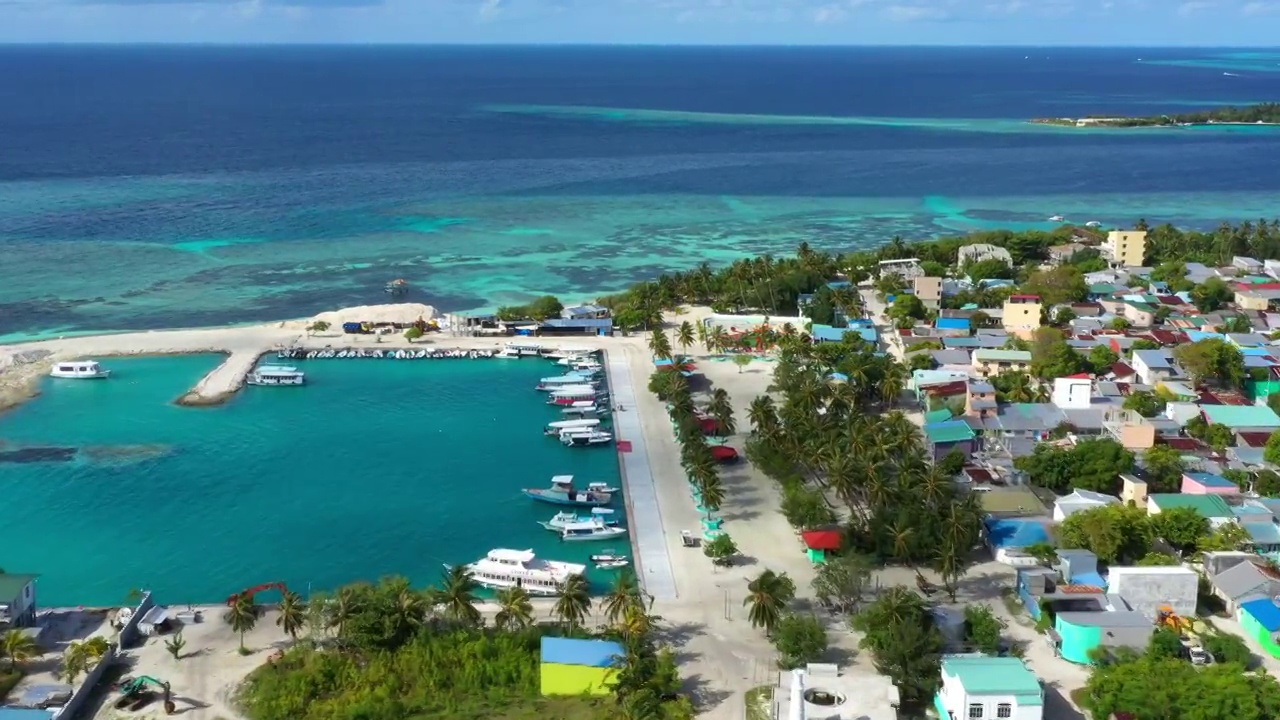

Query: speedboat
[561,518,628,542]
[1048,215,1065,222]
[591,552,629,569]
[562,402,608,417]
[545,348,595,361]
[586,481,619,494]
[536,374,600,391]
[539,507,618,531]
[456,548,585,596]
[1085,220,1102,228]
[49,361,110,379]
[523,475,612,507]
[561,429,614,447]
[545,418,603,435]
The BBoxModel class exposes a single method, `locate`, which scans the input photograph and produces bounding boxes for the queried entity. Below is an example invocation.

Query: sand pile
[310,303,438,327]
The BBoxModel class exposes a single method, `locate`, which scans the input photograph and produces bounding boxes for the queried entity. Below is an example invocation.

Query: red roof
[1239,282,1280,291]
[1064,373,1092,380]
[1156,295,1187,306]
[1111,362,1136,377]
[1147,330,1188,346]
[1010,294,1041,301]
[1163,437,1206,451]
[1060,585,1105,594]
[925,381,968,397]
[802,530,843,551]
[1239,432,1272,448]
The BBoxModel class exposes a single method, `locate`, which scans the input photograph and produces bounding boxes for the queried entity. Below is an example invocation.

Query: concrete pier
[607,350,678,601]
[176,349,263,406]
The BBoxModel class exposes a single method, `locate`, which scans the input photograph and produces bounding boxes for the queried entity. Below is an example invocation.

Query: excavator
[226,581,289,606]
[1157,605,1195,635]
[114,676,175,715]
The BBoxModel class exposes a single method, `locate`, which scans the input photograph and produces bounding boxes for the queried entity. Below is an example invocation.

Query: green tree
[963,605,1004,655]
[1136,552,1181,566]
[165,631,186,660]
[225,594,259,652]
[1,629,39,671]
[1131,338,1160,350]
[732,354,753,373]
[1253,469,1280,497]
[1058,504,1153,564]
[1085,655,1280,720]
[1143,444,1187,493]
[676,320,696,357]
[849,587,943,711]
[1014,438,1134,494]
[1174,338,1245,389]
[1021,266,1089,305]
[811,553,872,614]
[743,570,796,636]
[307,320,330,334]
[277,590,307,641]
[1088,344,1119,373]
[647,329,673,360]
[772,614,828,670]
[1147,628,1186,660]
[1199,522,1251,552]
[1123,391,1165,418]
[1265,430,1280,465]
[494,587,535,631]
[435,565,483,626]
[552,574,593,631]
[965,259,1014,281]
[889,294,928,324]
[703,532,739,566]
[1202,633,1253,666]
[1029,328,1085,379]
[404,326,423,342]
[601,572,644,626]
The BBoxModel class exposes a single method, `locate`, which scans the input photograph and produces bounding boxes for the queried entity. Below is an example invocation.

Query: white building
[1050,375,1093,409]
[1053,489,1121,522]
[936,655,1043,720]
[773,664,898,720]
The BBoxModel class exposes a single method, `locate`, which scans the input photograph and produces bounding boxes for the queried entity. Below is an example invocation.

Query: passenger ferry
[457,548,585,596]
[246,365,306,386]
[49,361,110,379]
[503,341,547,357]
[544,418,603,435]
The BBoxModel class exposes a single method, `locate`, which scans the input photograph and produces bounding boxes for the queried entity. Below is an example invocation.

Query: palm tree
[552,574,593,632]
[676,321,696,357]
[747,395,778,435]
[277,590,307,641]
[743,569,793,636]
[602,571,643,625]
[435,565,482,626]
[648,329,672,360]
[494,587,535,631]
[616,604,660,643]
[696,474,727,517]
[225,594,259,652]
[707,388,736,436]
[710,326,729,354]
[2,629,38,671]
[327,586,359,639]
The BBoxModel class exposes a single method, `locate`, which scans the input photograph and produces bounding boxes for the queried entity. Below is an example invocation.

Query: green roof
[924,420,977,444]
[973,349,1032,362]
[0,573,37,600]
[1089,283,1118,294]
[924,409,954,424]
[940,655,1043,705]
[1126,301,1157,312]
[1149,494,1234,519]
[1201,405,1280,429]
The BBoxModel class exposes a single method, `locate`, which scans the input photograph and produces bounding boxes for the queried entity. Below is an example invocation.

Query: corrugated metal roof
[940,656,1043,704]
[924,419,976,444]
[1241,598,1280,632]
[1149,493,1233,518]
[541,637,625,668]
[1202,405,1280,429]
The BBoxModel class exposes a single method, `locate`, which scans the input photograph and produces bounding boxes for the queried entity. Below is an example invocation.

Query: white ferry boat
[545,418,602,435]
[545,348,595,361]
[458,548,585,596]
[504,341,546,357]
[561,517,628,542]
[49,361,110,379]
[562,401,607,417]
[246,365,306,386]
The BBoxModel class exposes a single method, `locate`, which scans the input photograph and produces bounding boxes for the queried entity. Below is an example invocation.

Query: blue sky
[1,0,1278,45]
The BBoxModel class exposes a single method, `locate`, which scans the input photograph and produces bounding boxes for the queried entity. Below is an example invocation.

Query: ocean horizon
[0,45,1277,338]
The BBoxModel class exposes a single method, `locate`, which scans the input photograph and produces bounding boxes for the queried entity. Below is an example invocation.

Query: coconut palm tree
[710,325,729,354]
[743,570,793,636]
[602,571,643,625]
[647,329,672,360]
[676,321,696,358]
[2,629,38,671]
[696,474,727,517]
[747,395,778,435]
[434,565,482,626]
[494,587,535,631]
[615,604,660,644]
[327,586,360,639]
[707,388,736,436]
[225,594,259,652]
[552,574,593,632]
[277,590,307,641]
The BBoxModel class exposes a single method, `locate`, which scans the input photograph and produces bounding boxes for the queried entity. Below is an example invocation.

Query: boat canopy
[489,548,536,563]
[592,508,615,516]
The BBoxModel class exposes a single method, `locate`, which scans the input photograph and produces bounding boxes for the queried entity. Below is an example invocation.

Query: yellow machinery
[1157,605,1195,634]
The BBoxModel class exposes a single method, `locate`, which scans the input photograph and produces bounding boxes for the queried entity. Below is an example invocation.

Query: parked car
[1189,646,1211,666]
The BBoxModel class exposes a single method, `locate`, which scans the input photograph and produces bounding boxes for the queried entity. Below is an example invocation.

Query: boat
[595,559,630,570]
[569,359,603,372]
[562,402,608,417]
[591,552,627,563]
[548,387,608,405]
[545,418,603,435]
[561,518,629,542]
[1048,215,1065,222]
[556,355,597,367]
[385,278,409,295]
[587,481,619,494]
[1085,220,1102,228]
[246,365,306,386]
[523,475,612,506]
[536,375,601,391]
[456,548,585,596]
[561,429,614,447]
[49,361,110,379]
[545,348,595,361]
[503,341,546,357]
[539,507,618,531]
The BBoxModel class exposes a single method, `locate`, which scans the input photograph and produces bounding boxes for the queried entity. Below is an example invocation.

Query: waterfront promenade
[607,348,678,602]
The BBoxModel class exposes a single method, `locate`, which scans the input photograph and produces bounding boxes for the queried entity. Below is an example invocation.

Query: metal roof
[940,656,1043,705]
[1202,405,1280,429]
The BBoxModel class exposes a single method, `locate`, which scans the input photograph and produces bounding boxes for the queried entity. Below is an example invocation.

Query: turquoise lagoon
[0,355,624,606]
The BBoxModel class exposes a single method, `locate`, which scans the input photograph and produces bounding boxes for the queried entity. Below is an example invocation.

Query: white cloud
[1241,0,1279,14]
[985,0,1024,13]
[478,0,502,20]
[1177,0,1214,15]
[812,3,846,22]
[881,3,947,20]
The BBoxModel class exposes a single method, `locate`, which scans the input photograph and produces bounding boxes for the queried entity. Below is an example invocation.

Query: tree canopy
[1014,439,1134,494]
[1084,655,1280,720]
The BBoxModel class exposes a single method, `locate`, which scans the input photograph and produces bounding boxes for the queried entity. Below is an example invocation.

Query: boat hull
[523,489,612,507]
[562,529,628,542]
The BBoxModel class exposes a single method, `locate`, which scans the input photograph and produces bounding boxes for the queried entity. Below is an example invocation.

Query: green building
[1237,598,1280,659]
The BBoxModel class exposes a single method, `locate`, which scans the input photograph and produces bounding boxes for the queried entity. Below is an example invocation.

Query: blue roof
[1186,331,1226,343]
[936,317,971,330]
[811,324,852,342]
[1186,472,1236,489]
[1244,522,1280,546]
[1072,571,1107,589]
[985,518,1050,549]
[654,358,673,367]
[1241,598,1280,632]
[0,710,59,720]
[540,637,625,668]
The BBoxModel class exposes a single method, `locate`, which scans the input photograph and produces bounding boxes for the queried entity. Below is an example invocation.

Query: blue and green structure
[539,637,624,696]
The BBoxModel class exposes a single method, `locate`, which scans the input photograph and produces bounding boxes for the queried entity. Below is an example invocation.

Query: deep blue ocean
[1,46,1278,338]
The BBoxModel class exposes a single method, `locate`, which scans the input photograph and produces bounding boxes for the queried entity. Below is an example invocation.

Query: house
[1236,288,1280,312]
[1146,494,1234,524]
[958,244,1013,268]
[1104,230,1147,268]
[0,573,37,627]
[985,404,1068,456]
[932,349,975,369]
[1238,598,1280,659]
[561,304,611,320]
[1051,375,1092,409]
[1001,295,1043,339]
[1047,243,1087,266]
[539,318,614,336]
[877,258,924,280]
[925,420,978,462]
[935,655,1043,720]
[915,276,943,310]
[936,316,972,335]
[1201,405,1280,433]
[972,349,1032,377]
[1053,489,1120,521]
[1122,301,1157,327]
[1131,349,1179,386]
[1235,256,1265,273]
[965,380,999,420]
[811,324,863,344]
[1054,607,1154,664]
[1119,474,1148,507]
[1180,472,1241,496]
[1207,556,1280,612]
[1106,566,1199,622]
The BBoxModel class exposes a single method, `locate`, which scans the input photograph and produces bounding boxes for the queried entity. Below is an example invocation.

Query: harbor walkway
[607,350,678,602]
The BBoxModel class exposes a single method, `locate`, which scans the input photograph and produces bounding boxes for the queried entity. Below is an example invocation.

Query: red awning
[801,530,843,551]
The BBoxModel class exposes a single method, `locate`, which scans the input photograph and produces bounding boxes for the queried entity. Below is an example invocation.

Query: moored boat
[504,341,547,357]
[562,402,608,417]
[50,360,110,379]
[545,418,603,435]
[561,429,614,447]
[591,552,629,569]
[545,348,596,361]
[561,518,628,542]
[523,475,612,506]
[539,507,618,531]
[247,365,306,386]
[536,375,602,391]
[587,481,619,494]
[548,387,608,406]
[456,548,585,596]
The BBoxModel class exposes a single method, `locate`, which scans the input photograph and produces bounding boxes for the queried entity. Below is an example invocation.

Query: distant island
[1031,102,1280,128]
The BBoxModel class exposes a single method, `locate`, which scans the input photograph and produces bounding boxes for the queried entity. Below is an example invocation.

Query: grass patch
[0,669,23,703]
[745,685,773,720]
[1069,687,1092,714]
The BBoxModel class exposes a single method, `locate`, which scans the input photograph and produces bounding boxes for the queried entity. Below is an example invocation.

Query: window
[997,704,1012,719]
[968,703,984,719]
